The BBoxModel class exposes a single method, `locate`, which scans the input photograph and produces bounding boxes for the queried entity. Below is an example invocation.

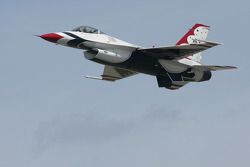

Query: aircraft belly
[114,51,160,76]
[89,51,159,76]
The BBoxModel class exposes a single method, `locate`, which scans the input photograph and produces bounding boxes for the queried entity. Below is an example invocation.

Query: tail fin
[176,24,210,62]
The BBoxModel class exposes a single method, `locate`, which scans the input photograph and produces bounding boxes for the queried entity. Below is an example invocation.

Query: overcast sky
[0,0,250,167]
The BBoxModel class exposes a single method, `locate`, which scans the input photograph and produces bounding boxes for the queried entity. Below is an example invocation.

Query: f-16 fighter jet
[39,24,236,90]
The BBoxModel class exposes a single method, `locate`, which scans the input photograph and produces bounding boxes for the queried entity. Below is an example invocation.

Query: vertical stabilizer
[176,24,210,62]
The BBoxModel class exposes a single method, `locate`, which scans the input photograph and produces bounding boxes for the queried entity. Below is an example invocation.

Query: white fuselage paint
[61,31,138,63]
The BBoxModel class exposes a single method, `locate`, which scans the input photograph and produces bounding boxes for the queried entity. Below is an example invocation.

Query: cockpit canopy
[72,26,105,34]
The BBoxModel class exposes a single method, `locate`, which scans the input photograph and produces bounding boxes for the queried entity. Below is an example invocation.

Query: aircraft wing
[86,65,137,81]
[138,40,221,60]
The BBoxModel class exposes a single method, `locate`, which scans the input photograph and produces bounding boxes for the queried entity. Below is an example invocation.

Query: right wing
[137,40,221,60]
[86,65,137,81]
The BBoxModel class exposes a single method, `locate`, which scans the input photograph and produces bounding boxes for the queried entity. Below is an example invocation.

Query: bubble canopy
[72,26,105,34]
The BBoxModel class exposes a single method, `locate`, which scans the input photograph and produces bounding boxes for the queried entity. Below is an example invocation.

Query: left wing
[137,40,221,60]
[86,65,137,81]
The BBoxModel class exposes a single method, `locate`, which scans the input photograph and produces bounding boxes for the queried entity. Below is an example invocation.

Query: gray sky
[0,0,249,167]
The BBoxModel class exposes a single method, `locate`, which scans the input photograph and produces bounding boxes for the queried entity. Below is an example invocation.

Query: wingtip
[230,66,238,69]
[223,66,238,70]
[85,75,103,80]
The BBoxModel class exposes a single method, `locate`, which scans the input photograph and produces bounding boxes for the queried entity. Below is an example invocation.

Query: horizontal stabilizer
[193,65,237,71]
[197,39,223,46]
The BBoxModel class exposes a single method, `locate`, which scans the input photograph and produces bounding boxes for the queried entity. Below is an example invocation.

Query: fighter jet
[39,24,236,90]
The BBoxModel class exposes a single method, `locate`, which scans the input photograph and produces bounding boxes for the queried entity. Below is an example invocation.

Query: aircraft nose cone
[39,33,63,43]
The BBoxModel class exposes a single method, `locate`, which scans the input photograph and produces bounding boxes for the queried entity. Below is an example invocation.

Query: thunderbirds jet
[39,24,236,90]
